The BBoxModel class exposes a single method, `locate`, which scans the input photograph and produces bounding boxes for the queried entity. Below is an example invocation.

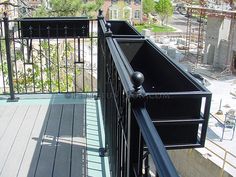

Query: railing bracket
[99,147,107,157]
[7,97,19,102]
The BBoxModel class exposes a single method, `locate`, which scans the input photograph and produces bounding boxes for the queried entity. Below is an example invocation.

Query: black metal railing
[97,10,211,177]
[0,10,212,177]
[98,14,179,177]
[0,13,97,97]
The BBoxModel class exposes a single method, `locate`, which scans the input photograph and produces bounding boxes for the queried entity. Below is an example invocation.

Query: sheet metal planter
[20,17,89,38]
[114,38,212,149]
[106,20,142,38]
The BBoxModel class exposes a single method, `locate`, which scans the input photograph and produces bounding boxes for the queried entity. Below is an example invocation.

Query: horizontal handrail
[0,17,98,95]
[132,106,179,177]
[205,138,236,176]
[98,15,180,177]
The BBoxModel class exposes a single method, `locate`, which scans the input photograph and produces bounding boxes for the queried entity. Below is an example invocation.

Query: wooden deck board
[0,97,109,177]
[0,105,29,174]
[17,105,51,177]
[0,105,18,140]
[53,104,74,177]
[0,105,8,119]
[0,105,41,177]
[71,104,86,177]
[34,104,63,177]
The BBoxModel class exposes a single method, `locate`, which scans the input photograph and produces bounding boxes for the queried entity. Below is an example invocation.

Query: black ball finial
[3,12,7,18]
[131,71,144,92]
[98,9,103,16]
[105,22,111,32]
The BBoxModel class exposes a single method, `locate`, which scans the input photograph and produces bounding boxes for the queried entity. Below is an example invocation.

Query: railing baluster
[65,25,68,93]
[47,26,52,92]
[30,27,36,93]
[39,25,44,93]
[56,24,60,93]
[77,36,81,63]
[20,25,27,93]
[3,13,15,100]
[82,37,85,91]
[137,130,144,176]
[144,152,150,177]
[91,21,93,92]
[12,25,19,93]
[74,37,76,93]
[0,24,6,94]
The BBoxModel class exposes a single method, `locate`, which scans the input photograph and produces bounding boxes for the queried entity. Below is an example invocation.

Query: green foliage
[0,38,85,93]
[154,0,173,25]
[33,0,104,18]
[143,0,155,16]
[49,0,83,16]
[81,0,104,17]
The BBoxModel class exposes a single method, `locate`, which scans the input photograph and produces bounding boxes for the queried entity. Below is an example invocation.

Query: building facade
[27,0,42,9]
[102,0,142,24]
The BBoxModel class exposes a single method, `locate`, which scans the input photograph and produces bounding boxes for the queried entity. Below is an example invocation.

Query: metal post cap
[98,9,103,16]
[131,71,144,91]
[105,23,111,32]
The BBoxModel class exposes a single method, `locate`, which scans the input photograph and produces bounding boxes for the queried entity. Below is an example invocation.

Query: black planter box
[107,20,142,38]
[20,17,89,38]
[114,38,211,148]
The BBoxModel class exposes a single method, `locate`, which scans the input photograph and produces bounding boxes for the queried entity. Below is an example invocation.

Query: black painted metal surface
[98,14,182,177]
[20,17,89,38]
[97,11,211,177]
[0,10,212,177]
[0,16,96,94]
[107,20,142,38]
[114,38,212,148]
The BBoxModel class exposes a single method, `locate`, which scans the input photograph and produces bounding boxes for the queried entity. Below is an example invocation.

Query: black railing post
[129,71,144,177]
[3,12,16,101]
[97,9,104,98]
[98,9,104,20]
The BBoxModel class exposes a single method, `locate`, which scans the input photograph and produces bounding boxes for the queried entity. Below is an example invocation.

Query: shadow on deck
[0,94,109,177]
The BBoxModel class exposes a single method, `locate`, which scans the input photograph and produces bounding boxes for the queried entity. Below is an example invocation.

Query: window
[111,0,118,4]
[109,8,119,20]
[134,0,141,4]
[134,10,140,19]
[124,0,131,4]
[123,6,132,20]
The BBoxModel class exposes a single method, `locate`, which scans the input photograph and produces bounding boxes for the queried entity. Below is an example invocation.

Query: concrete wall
[168,149,232,177]
[217,40,230,68]
[205,16,224,44]
[204,16,231,69]
[203,16,223,64]
[232,20,236,52]
[218,18,231,43]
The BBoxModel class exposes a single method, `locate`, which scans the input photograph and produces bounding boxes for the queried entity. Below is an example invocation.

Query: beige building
[102,0,142,24]
[27,0,42,9]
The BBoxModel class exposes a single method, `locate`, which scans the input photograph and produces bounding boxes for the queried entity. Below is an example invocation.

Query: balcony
[0,11,211,177]
[0,94,109,177]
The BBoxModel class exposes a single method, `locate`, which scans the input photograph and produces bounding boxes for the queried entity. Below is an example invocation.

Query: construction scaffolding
[184,3,236,73]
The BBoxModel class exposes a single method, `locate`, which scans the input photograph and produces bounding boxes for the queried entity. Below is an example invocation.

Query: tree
[33,0,103,18]
[154,0,173,26]
[143,0,155,17]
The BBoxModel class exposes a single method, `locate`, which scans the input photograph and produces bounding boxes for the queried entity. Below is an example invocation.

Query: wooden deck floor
[0,95,109,177]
